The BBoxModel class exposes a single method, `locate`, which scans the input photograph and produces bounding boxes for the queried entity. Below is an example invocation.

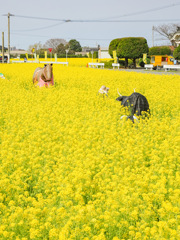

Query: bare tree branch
[43,39,67,50]
[154,23,180,42]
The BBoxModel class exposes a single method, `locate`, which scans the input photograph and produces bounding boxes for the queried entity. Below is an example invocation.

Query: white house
[171,27,180,47]
[98,47,112,59]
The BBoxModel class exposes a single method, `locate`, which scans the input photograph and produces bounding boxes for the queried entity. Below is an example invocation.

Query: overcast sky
[1,0,180,50]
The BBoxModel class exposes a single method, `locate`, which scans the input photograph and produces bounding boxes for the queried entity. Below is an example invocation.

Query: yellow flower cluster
[0,62,179,239]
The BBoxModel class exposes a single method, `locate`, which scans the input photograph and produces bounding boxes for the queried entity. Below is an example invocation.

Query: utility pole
[152,25,154,47]
[2,32,4,63]
[2,13,14,63]
[8,13,11,63]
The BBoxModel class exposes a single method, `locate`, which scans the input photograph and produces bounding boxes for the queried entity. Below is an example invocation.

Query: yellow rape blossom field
[0,61,179,240]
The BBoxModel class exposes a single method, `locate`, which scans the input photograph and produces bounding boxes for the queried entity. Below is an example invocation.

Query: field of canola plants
[0,59,179,240]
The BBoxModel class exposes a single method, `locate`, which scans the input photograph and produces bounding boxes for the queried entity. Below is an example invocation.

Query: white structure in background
[98,47,112,59]
[171,27,180,47]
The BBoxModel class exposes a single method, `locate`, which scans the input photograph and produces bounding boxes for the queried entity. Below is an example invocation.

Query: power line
[10,14,68,22]
[2,2,180,49]
[9,16,180,33]
[9,18,180,34]
[65,19,180,22]
[4,2,180,33]
[100,2,180,20]
[10,14,180,23]
[7,2,180,24]
[12,22,66,32]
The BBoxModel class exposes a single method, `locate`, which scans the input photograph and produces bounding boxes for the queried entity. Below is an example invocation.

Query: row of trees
[109,37,180,68]
[108,23,180,68]
[148,46,172,56]
[28,39,82,56]
[28,23,180,64]
[148,45,180,61]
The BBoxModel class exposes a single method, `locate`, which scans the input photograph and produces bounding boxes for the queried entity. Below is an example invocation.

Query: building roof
[171,32,180,41]
[82,47,98,52]
[10,50,27,55]
[169,45,175,52]
[100,47,109,51]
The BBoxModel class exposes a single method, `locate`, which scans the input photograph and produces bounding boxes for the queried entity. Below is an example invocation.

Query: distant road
[118,68,180,75]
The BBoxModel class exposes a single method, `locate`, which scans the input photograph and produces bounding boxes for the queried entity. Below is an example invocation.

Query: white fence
[163,65,180,71]
[112,63,120,69]
[88,63,104,68]
[144,64,154,70]
[11,60,69,66]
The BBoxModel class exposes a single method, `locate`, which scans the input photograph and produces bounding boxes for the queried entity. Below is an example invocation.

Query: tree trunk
[125,58,128,68]
[133,58,136,68]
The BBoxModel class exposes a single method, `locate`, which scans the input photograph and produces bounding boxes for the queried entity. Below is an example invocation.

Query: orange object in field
[150,55,174,67]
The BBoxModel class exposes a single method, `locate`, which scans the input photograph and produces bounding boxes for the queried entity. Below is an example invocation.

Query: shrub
[116,37,149,68]
[20,54,32,58]
[139,58,145,67]
[118,59,125,67]
[173,45,180,59]
[149,46,171,56]
[89,51,98,59]
[117,38,149,59]
[109,39,122,57]
[100,60,114,69]
[146,58,150,64]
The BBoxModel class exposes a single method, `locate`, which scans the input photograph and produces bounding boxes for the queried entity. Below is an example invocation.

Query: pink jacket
[36,74,54,87]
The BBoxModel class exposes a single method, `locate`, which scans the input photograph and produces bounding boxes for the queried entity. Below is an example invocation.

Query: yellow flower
[0,61,179,240]
[29,228,40,239]
[49,228,59,239]
[135,232,142,239]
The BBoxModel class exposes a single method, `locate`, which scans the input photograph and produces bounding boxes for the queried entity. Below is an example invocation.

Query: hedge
[149,46,171,56]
